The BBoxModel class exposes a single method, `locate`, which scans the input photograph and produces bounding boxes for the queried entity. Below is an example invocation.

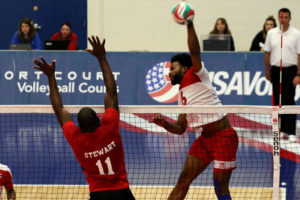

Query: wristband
[296,74,300,76]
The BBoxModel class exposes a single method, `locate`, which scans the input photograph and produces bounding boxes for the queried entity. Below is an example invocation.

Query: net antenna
[279,11,283,108]
[272,12,284,200]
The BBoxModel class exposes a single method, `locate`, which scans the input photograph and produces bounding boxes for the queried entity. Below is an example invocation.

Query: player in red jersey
[33,36,135,200]
[151,22,238,200]
[0,164,16,200]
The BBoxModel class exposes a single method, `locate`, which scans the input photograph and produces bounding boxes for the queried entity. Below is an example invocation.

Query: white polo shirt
[264,26,300,67]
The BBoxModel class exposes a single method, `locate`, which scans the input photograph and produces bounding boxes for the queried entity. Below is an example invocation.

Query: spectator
[264,8,300,143]
[0,163,16,200]
[250,16,277,51]
[11,17,42,50]
[51,22,78,50]
[210,17,235,51]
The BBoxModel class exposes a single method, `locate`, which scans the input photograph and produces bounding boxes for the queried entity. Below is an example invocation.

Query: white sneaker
[288,135,297,143]
[280,132,288,139]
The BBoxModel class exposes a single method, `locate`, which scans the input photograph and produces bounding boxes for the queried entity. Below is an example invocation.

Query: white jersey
[178,63,224,127]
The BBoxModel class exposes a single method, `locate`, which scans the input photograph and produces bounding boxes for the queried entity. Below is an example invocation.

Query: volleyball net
[1,105,300,200]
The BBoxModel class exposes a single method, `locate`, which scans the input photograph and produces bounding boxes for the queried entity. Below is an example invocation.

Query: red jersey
[62,108,129,192]
[50,32,78,50]
[0,164,13,196]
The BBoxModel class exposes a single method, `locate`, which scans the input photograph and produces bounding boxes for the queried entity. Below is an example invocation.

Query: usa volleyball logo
[145,61,179,103]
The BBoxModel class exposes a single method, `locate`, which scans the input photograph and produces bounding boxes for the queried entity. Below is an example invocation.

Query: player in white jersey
[0,164,16,200]
[151,22,238,200]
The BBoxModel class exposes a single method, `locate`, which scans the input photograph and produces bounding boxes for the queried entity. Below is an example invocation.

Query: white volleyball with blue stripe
[172,2,195,25]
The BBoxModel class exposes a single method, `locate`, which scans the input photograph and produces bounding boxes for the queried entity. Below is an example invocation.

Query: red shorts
[188,128,238,173]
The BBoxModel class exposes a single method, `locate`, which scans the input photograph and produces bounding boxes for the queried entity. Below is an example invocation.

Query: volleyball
[172,2,195,25]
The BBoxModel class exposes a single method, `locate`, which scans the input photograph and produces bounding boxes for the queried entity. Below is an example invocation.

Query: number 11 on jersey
[96,157,115,175]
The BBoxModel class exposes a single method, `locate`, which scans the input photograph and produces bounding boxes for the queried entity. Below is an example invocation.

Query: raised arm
[187,22,202,72]
[86,36,119,112]
[33,57,72,127]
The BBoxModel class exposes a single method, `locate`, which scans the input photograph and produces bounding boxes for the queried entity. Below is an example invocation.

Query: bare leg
[213,171,232,198]
[168,155,209,200]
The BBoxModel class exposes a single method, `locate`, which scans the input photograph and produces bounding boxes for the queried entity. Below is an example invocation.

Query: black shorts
[90,188,135,200]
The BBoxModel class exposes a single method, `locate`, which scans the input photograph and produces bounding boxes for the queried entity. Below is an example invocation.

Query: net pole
[278,11,283,138]
[272,107,280,200]
[272,12,284,200]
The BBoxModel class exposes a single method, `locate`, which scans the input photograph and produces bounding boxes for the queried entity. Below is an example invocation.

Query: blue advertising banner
[0,51,299,105]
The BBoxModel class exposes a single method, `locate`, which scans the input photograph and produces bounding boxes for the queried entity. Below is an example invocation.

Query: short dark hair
[171,53,193,69]
[278,8,291,17]
[60,22,72,29]
[77,107,100,133]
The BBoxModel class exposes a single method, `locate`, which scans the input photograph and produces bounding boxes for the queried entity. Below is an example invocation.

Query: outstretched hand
[33,57,56,77]
[85,36,106,59]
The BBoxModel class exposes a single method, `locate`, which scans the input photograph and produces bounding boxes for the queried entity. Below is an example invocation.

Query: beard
[170,72,183,85]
